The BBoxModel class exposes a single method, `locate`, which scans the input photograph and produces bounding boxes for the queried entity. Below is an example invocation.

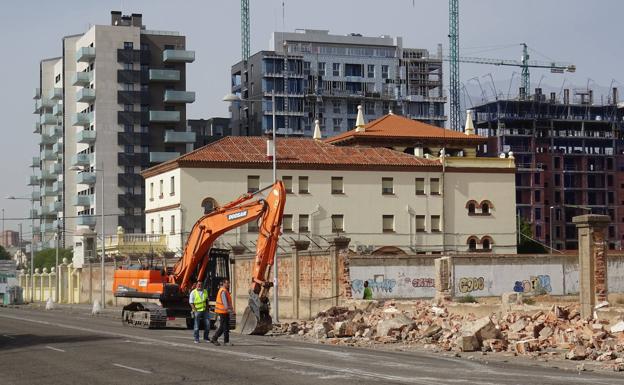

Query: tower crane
[241,0,250,61]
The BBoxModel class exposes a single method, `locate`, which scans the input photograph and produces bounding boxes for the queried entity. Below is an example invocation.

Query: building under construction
[473,88,624,250]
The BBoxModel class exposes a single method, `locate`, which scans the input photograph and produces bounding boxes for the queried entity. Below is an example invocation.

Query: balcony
[41,150,55,161]
[76,47,96,62]
[39,206,54,217]
[117,69,141,83]
[149,110,180,122]
[48,88,63,100]
[118,132,148,146]
[77,130,96,143]
[118,173,143,187]
[52,142,63,155]
[72,71,93,86]
[28,175,40,186]
[117,90,147,104]
[34,122,41,133]
[52,181,63,194]
[47,201,62,213]
[76,172,96,185]
[40,113,58,125]
[41,170,56,181]
[73,195,93,207]
[76,88,96,103]
[52,103,63,116]
[164,90,195,103]
[31,191,40,201]
[34,88,41,100]
[77,215,96,227]
[41,186,55,197]
[117,111,146,125]
[118,193,144,208]
[149,152,180,163]
[72,112,93,126]
[164,130,196,143]
[40,135,56,145]
[47,163,62,175]
[163,49,195,63]
[29,209,39,219]
[34,98,55,113]
[30,156,40,168]
[42,125,62,138]
[71,153,91,167]
[42,223,56,233]
[118,152,149,167]
[148,69,180,82]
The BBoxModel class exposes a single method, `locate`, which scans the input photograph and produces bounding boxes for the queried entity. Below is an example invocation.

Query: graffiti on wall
[351,277,396,294]
[513,274,552,293]
[458,277,485,293]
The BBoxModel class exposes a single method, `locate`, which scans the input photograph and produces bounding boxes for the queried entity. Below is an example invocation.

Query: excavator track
[121,302,167,329]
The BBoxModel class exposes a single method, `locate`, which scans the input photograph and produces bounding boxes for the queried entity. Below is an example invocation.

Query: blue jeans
[193,311,210,341]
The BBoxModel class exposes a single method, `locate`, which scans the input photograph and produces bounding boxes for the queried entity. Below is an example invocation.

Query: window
[331,215,344,233]
[332,118,342,132]
[415,215,426,232]
[468,238,477,251]
[303,61,311,75]
[534,190,541,202]
[382,215,394,232]
[468,202,476,215]
[283,176,293,193]
[124,124,133,133]
[201,197,217,214]
[159,217,164,234]
[482,238,491,251]
[382,177,394,195]
[535,225,542,238]
[381,65,389,79]
[149,182,154,200]
[170,176,175,195]
[318,62,326,76]
[554,174,561,186]
[282,215,293,233]
[247,220,259,233]
[298,176,309,193]
[535,208,541,220]
[481,201,490,215]
[124,41,133,50]
[150,218,154,234]
[415,178,425,195]
[298,214,309,232]
[365,102,375,115]
[124,145,134,153]
[332,63,340,77]
[159,179,164,198]
[554,157,561,169]
[431,215,441,232]
[430,178,440,195]
[124,104,134,112]
[333,101,341,114]
[331,177,344,194]
[367,64,375,78]
[247,175,260,193]
[170,215,175,235]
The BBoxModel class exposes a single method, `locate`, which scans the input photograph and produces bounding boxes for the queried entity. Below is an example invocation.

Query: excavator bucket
[238,292,272,335]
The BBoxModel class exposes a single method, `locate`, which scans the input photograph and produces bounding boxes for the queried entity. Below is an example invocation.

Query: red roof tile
[324,114,485,144]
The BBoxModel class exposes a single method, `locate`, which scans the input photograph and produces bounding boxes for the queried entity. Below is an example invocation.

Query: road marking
[45,346,65,352]
[0,312,620,385]
[113,363,152,374]
[2,334,16,339]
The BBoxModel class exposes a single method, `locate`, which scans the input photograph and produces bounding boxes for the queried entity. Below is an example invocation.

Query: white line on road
[45,346,65,352]
[2,334,16,339]
[113,363,152,374]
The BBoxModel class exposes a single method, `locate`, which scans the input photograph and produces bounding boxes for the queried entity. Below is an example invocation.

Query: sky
[1,0,622,233]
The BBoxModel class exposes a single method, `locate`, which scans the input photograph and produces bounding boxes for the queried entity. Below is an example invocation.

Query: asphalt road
[0,306,622,385]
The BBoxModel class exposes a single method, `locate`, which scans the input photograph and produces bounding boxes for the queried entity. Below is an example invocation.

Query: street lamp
[6,195,35,302]
[223,91,279,322]
[70,163,105,308]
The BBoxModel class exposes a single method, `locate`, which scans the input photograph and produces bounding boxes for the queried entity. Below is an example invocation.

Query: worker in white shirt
[189,281,210,343]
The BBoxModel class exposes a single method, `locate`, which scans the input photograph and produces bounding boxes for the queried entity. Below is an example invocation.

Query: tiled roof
[143,136,441,177]
[324,114,486,144]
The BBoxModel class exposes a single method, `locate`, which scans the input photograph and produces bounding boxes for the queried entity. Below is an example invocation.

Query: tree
[0,245,11,260]
[33,248,73,270]
[517,217,548,254]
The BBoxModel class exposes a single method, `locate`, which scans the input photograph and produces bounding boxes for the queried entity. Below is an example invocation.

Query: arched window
[201,198,218,215]
[467,236,479,251]
[480,200,494,215]
[481,236,494,251]
[465,200,478,215]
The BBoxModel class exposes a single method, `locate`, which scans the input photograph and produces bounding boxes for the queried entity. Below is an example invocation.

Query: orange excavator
[112,181,286,335]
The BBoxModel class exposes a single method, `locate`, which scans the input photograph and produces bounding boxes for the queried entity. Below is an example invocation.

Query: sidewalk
[17,301,124,320]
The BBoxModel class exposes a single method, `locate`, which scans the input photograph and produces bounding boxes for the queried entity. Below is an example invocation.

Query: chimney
[131,13,143,28]
[111,11,122,26]
[355,105,366,132]
[563,89,570,105]
[464,110,475,136]
[312,119,322,140]
[613,87,619,105]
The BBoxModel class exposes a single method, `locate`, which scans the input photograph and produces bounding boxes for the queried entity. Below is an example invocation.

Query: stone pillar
[50,267,57,302]
[329,237,351,306]
[573,214,610,319]
[434,256,453,304]
[67,263,74,304]
[59,258,68,303]
[290,240,309,320]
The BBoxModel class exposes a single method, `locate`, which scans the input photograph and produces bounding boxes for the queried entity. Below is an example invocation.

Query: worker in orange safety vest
[210,279,234,346]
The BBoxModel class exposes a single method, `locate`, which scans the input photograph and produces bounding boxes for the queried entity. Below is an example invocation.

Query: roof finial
[313,119,322,140]
[464,109,475,135]
[355,105,366,132]
[388,109,394,115]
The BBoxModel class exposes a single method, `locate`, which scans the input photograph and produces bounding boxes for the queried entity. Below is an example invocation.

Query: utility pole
[271,91,279,323]
[55,226,59,302]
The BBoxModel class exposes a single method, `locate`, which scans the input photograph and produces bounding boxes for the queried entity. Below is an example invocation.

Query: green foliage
[517,217,548,254]
[456,295,478,303]
[0,245,11,260]
[33,248,73,270]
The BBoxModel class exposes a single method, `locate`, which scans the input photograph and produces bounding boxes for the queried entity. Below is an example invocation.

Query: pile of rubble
[276,300,624,371]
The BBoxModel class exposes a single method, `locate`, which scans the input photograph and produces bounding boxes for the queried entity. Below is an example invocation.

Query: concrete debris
[91,300,101,315]
[45,297,54,310]
[277,300,624,363]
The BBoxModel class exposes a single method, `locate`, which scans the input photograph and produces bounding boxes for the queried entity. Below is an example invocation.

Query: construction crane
[448,0,460,131]
[241,0,250,61]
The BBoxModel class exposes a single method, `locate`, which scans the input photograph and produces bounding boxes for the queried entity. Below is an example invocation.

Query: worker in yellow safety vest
[210,279,234,346]
[189,281,210,343]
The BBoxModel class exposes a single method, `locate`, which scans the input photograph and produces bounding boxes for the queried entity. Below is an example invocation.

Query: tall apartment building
[229,29,444,136]
[473,88,624,250]
[187,117,231,147]
[31,11,196,253]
